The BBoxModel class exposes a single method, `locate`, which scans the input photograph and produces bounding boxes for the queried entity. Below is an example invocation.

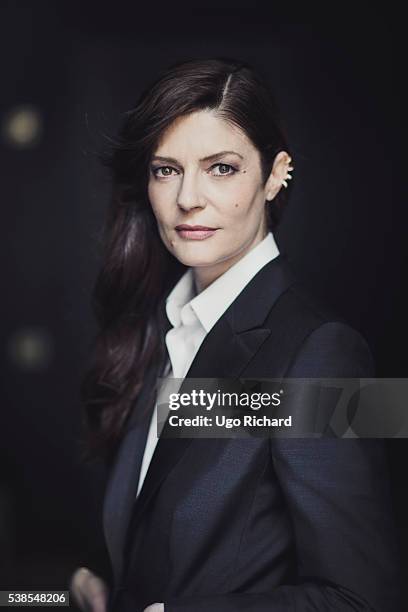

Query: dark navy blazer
[103,253,401,611]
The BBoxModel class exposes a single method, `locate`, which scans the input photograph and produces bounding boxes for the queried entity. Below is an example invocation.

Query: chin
[176,255,216,267]
[172,248,221,268]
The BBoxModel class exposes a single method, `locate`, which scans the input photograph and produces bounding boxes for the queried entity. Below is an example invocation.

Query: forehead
[154,109,255,157]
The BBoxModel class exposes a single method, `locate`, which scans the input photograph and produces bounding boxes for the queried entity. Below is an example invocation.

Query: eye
[151,165,178,178]
[150,162,238,179]
[210,163,237,177]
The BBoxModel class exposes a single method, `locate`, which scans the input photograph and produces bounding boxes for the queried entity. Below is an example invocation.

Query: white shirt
[136,231,280,497]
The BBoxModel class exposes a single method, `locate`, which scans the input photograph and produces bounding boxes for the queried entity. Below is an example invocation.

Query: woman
[70,58,400,611]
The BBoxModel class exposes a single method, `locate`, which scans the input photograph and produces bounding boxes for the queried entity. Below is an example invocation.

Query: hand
[143,604,164,612]
[69,567,109,612]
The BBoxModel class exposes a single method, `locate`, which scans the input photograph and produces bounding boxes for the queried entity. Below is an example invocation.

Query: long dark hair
[80,56,293,464]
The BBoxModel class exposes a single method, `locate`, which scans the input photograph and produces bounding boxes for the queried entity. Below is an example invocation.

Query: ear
[264,151,294,201]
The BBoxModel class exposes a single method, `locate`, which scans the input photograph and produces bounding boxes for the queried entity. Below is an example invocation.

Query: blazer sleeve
[163,322,402,612]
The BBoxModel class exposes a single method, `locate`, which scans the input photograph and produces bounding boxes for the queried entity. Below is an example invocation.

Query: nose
[177,170,206,212]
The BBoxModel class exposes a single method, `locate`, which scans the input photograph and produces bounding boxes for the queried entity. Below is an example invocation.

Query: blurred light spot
[2,105,43,148]
[7,327,53,370]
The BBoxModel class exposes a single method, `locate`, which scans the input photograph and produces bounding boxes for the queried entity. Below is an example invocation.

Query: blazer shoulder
[287,275,347,324]
[275,255,349,325]
[274,269,375,377]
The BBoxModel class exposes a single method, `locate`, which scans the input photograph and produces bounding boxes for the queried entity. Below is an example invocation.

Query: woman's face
[147,109,288,289]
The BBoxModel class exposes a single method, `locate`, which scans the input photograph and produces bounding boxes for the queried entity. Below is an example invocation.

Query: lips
[175,225,219,241]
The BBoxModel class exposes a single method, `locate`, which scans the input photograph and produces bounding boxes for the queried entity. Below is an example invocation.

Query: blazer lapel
[122,255,295,558]
[102,361,160,586]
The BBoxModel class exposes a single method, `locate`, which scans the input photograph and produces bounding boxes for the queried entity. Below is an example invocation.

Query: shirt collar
[165,231,280,333]
[165,268,197,329]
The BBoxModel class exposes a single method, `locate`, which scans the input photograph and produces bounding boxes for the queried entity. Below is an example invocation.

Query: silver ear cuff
[282,159,294,189]
[266,158,295,201]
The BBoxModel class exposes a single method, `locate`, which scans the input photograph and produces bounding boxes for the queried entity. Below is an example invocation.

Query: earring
[266,159,295,201]
[282,159,294,189]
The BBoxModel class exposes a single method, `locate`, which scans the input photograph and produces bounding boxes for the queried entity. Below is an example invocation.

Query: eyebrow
[150,150,244,164]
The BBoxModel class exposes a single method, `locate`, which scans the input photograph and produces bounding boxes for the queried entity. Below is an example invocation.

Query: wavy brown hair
[80,56,293,465]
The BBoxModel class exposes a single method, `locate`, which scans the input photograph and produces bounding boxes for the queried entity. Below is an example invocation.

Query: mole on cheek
[235,203,239,208]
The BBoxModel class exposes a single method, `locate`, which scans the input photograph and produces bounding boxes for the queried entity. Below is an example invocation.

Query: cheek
[226,184,261,218]
[147,180,158,206]
[148,184,167,221]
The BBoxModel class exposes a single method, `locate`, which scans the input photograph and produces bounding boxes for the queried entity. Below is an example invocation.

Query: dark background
[1,1,405,608]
